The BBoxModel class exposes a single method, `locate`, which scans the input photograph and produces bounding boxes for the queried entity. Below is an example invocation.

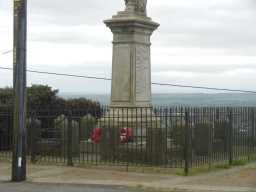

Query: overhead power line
[0,66,256,94]
[1,50,13,55]
[151,82,256,93]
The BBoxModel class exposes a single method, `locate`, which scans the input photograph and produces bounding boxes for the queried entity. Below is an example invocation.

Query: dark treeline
[0,85,102,153]
[0,85,101,113]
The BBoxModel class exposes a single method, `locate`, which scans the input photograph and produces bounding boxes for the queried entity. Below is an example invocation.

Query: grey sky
[0,0,256,94]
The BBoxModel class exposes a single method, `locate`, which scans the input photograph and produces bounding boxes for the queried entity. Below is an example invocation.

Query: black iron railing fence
[0,106,256,173]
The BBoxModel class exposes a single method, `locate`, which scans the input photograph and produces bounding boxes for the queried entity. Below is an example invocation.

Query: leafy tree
[0,87,13,106]
[27,85,65,110]
[0,85,101,116]
[0,85,64,110]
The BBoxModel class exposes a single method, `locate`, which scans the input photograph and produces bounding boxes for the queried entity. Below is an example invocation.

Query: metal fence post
[228,108,233,165]
[249,108,255,161]
[67,111,73,166]
[30,111,38,163]
[184,108,191,175]
[208,108,213,170]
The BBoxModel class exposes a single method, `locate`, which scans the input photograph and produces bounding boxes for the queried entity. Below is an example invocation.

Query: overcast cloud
[0,0,256,94]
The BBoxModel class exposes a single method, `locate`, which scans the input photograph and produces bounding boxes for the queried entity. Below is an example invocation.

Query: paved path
[1,161,256,192]
[0,182,139,192]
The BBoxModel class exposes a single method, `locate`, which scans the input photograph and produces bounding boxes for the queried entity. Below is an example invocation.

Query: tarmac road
[0,182,141,192]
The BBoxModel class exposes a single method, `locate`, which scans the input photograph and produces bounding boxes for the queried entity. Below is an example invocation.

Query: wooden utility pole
[12,0,27,182]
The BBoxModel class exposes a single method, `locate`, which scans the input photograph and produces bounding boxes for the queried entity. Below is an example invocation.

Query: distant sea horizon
[59,93,256,107]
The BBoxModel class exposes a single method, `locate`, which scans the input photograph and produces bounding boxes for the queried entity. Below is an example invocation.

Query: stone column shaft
[105,17,159,108]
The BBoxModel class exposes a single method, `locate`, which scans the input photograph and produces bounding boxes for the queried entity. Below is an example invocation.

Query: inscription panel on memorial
[136,45,150,102]
[111,44,131,102]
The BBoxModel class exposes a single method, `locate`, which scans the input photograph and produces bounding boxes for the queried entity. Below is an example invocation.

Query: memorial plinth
[104,10,159,108]
[99,2,164,165]
[102,2,160,128]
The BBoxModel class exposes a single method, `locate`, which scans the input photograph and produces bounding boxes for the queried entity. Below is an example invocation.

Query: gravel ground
[183,166,256,188]
[0,161,256,192]
[0,182,140,192]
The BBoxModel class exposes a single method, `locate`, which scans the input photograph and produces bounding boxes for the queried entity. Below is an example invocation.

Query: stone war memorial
[105,0,158,108]
[99,0,164,165]
[2,0,256,180]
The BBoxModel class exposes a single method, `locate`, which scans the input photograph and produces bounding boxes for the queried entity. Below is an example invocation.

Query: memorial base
[98,107,166,165]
